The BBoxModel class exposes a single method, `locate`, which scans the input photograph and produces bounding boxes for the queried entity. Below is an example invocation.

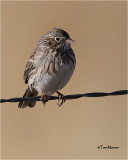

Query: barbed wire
[0,90,128,103]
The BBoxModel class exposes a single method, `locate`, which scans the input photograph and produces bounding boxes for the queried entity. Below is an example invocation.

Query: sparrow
[18,28,76,108]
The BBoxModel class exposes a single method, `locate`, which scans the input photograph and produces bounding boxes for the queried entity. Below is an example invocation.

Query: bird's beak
[65,38,74,44]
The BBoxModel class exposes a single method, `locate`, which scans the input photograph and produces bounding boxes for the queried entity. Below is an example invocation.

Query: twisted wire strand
[0,90,128,103]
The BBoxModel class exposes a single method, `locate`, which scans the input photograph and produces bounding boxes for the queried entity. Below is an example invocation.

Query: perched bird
[18,28,76,108]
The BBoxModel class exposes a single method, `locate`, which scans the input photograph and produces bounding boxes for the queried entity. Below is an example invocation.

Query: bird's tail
[18,88,38,109]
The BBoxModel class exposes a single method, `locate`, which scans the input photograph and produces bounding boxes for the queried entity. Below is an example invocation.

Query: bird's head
[42,28,74,49]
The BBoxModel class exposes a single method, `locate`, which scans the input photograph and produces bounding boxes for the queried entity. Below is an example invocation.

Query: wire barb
[0,90,128,103]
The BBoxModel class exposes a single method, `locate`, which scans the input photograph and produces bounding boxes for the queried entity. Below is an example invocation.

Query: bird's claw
[56,91,66,107]
[40,93,48,106]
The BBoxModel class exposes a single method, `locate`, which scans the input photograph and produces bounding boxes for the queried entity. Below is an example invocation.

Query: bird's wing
[24,47,59,84]
[24,49,37,84]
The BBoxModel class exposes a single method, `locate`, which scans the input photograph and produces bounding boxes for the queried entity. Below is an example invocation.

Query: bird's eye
[55,37,61,42]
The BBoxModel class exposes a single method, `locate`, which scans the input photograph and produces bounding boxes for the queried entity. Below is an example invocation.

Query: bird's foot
[56,91,66,107]
[40,92,48,106]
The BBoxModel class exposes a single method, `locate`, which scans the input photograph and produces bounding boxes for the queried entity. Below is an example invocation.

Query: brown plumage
[18,28,76,108]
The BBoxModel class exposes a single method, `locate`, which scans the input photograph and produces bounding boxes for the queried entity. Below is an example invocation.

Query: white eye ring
[55,37,61,42]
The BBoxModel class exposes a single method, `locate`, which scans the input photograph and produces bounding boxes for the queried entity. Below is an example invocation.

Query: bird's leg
[56,91,66,107]
[40,91,48,106]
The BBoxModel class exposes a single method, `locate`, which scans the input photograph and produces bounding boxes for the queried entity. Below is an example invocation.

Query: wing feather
[24,50,37,84]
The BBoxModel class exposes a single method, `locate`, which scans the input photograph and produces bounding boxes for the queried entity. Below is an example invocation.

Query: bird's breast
[35,61,75,95]
[29,48,76,95]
